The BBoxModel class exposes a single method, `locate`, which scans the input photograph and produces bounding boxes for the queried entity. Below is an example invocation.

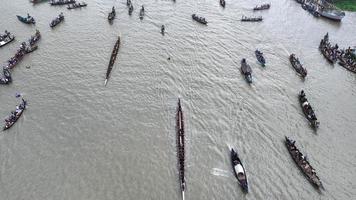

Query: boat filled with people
[338,47,356,73]
[192,14,207,25]
[231,148,248,192]
[0,30,15,48]
[67,2,87,9]
[176,99,186,200]
[3,30,41,70]
[3,98,27,131]
[0,68,12,85]
[285,136,323,189]
[253,4,270,11]
[108,6,116,21]
[289,54,307,78]
[319,33,339,64]
[50,0,76,6]
[299,90,319,129]
[241,15,263,22]
[17,14,36,24]
[105,36,121,86]
[255,50,266,66]
[241,58,253,84]
[50,13,64,28]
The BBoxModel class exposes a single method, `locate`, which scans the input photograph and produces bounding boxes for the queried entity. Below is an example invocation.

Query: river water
[0,0,355,199]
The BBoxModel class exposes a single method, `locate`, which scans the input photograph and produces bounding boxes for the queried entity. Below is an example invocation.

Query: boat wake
[211,168,231,178]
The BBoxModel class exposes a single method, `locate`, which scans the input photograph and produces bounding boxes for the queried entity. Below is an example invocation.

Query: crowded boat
[0,30,15,48]
[299,90,319,129]
[285,137,323,189]
[253,4,270,11]
[192,14,207,25]
[3,98,27,131]
[50,13,64,28]
[0,68,12,85]
[67,2,87,9]
[289,54,307,78]
[50,0,76,6]
[241,15,263,22]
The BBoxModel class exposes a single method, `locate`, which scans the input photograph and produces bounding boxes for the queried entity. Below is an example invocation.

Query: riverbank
[333,0,356,11]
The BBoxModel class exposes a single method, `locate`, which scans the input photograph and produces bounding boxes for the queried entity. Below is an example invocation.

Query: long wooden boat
[29,30,41,46]
[253,4,270,11]
[176,99,186,200]
[3,99,27,131]
[231,148,248,192]
[50,0,75,6]
[104,36,121,86]
[241,15,263,22]
[289,54,307,78]
[285,136,323,189]
[67,2,87,9]
[299,90,319,129]
[192,14,207,25]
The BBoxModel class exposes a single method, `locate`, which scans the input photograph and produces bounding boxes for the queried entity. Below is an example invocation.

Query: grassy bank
[333,0,356,11]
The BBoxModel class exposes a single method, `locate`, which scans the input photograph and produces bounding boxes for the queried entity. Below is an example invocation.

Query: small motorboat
[139,5,145,20]
[17,14,36,24]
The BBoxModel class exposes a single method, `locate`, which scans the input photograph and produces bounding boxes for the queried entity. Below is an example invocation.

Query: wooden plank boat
[285,136,323,189]
[3,99,27,131]
[192,14,207,25]
[67,2,87,9]
[289,54,307,78]
[220,0,225,8]
[17,15,36,24]
[255,50,266,66]
[139,5,145,20]
[50,0,75,6]
[176,99,186,200]
[231,148,248,192]
[50,13,64,28]
[241,58,252,84]
[241,15,262,22]
[128,4,134,16]
[104,36,121,86]
[253,4,270,11]
[0,32,15,48]
[299,90,319,129]
[108,7,116,21]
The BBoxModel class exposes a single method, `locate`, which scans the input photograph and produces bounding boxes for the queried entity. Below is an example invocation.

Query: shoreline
[332,0,356,11]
